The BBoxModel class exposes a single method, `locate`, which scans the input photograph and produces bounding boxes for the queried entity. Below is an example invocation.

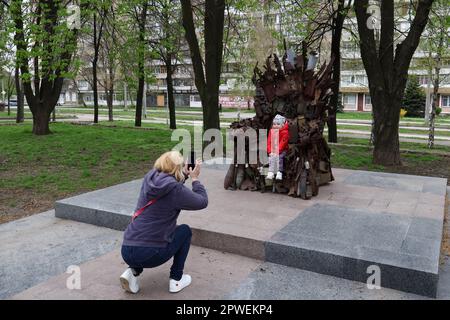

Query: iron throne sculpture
[224,46,334,200]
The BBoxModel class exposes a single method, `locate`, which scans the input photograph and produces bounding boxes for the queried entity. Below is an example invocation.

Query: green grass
[330,145,385,170]
[0,123,178,220]
[1,120,449,223]
[329,143,449,181]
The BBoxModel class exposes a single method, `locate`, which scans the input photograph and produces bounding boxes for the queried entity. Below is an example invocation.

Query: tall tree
[419,0,450,148]
[10,0,83,135]
[181,0,225,130]
[354,0,434,165]
[328,0,351,143]
[90,4,107,124]
[148,0,186,129]
[15,66,24,123]
[98,4,119,122]
[135,2,149,127]
[402,75,426,117]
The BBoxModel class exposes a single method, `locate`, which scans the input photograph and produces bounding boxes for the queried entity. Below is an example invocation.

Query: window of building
[77,80,88,89]
[442,95,450,107]
[343,93,356,105]
[341,75,355,85]
[191,95,201,102]
[355,75,367,85]
[418,76,430,85]
[365,94,372,105]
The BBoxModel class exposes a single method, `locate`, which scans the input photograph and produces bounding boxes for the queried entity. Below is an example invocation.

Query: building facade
[57,3,449,115]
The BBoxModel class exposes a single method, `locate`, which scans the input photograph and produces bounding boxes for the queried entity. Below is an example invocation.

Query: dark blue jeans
[121,224,192,281]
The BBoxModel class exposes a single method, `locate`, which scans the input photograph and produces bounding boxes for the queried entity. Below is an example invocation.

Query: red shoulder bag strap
[132,198,157,221]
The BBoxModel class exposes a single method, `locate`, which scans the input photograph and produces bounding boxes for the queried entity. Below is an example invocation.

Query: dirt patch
[381,156,450,185]
[0,188,54,224]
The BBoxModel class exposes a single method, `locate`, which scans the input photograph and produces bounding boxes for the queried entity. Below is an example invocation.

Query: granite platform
[54,164,447,297]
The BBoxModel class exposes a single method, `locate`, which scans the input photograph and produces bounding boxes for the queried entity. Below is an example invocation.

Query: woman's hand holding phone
[189,159,202,181]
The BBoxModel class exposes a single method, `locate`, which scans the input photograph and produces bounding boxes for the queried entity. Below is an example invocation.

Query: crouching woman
[119,151,208,294]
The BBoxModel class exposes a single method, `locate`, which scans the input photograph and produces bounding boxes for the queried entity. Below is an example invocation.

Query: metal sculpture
[224,45,334,199]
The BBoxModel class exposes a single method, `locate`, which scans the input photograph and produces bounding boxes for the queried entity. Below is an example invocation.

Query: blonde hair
[154,151,185,182]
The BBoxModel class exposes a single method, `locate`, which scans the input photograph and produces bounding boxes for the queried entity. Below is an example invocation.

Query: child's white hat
[273,114,286,125]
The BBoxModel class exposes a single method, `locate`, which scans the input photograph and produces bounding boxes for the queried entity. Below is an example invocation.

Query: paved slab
[10,246,260,300]
[227,260,450,300]
[227,262,426,300]
[266,204,441,297]
[0,210,122,299]
[3,190,450,300]
[54,166,447,297]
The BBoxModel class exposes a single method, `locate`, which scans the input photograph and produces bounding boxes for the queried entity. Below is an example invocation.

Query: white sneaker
[169,274,192,293]
[276,171,283,180]
[266,172,274,180]
[120,268,140,294]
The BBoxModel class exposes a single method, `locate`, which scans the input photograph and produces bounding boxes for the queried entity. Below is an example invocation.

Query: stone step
[54,166,447,298]
[10,246,261,300]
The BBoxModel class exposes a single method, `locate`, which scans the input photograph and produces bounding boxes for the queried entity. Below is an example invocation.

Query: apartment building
[56,2,449,115]
[340,11,450,114]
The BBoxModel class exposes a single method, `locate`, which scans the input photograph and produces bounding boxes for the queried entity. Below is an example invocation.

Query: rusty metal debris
[224,46,334,200]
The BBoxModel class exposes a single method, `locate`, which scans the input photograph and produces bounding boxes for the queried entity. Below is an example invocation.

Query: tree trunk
[12,0,78,136]
[428,66,440,149]
[93,14,99,124]
[15,66,24,123]
[203,88,220,130]
[371,92,401,165]
[107,88,114,122]
[32,105,51,135]
[203,0,224,130]
[7,97,10,115]
[93,59,99,123]
[166,56,176,129]
[135,77,144,127]
[181,0,225,131]
[328,0,348,143]
[135,3,148,127]
[354,0,433,166]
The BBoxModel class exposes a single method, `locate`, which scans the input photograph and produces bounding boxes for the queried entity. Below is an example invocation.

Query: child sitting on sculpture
[267,114,289,180]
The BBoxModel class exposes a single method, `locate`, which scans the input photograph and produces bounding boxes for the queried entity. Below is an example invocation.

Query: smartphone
[188,151,196,170]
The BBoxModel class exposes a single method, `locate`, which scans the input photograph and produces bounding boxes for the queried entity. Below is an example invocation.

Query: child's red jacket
[267,122,289,154]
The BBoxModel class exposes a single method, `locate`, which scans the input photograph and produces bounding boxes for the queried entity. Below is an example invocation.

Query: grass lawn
[330,143,449,180]
[1,121,449,225]
[0,122,177,223]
